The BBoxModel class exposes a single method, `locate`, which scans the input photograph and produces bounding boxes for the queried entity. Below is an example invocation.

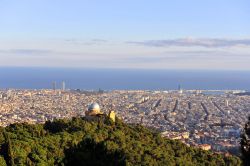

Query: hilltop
[0,116,241,166]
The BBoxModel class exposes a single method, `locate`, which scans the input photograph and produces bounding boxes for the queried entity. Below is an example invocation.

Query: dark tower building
[52,81,57,91]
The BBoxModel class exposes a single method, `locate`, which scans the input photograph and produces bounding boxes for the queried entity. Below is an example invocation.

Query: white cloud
[127,38,250,48]
[0,38,250,70]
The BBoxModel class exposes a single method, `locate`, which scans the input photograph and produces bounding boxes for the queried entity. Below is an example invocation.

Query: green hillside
[0,116,241,166]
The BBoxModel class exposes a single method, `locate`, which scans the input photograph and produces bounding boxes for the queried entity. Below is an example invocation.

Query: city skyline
[0,0,250,70]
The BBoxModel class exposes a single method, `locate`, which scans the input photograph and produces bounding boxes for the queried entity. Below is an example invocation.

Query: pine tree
[241,117,250,166]
[3,132,14,166]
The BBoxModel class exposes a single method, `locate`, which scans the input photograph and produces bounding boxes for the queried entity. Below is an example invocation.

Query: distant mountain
[0,116,241,166]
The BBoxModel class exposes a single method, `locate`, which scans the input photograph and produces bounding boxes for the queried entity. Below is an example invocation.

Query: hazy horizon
[0,67,249,90]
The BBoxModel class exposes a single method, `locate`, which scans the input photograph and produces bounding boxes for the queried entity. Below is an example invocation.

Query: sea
[0,67,250,91]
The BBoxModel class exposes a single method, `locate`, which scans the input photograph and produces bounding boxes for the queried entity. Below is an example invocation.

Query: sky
[0,0,250,70]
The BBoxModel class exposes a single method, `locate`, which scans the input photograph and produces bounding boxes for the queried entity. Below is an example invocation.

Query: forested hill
[0,116,241,166]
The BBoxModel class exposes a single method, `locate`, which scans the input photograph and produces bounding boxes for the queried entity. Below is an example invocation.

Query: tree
[0,117,242,165]
[0,156,7,166]
[241,117,250,166]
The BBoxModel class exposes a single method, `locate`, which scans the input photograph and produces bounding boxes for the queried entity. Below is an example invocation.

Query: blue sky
[0,0,250,69]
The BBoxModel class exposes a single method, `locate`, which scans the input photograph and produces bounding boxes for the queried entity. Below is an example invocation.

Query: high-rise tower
[62,81,66,91]
[52,81,56,91]
[178,84,181,91]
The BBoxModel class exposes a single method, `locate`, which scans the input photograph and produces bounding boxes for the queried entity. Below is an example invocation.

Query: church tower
[108,110,116,122]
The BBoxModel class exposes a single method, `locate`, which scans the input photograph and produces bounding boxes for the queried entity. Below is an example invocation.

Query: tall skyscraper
[52,81,56,91]
[62,81,66,91]
[178,84,181,91]
[178,84,183,94]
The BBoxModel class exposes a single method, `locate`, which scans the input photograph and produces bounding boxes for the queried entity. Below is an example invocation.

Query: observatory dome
[88,103,100,111]
[86,103,102,116]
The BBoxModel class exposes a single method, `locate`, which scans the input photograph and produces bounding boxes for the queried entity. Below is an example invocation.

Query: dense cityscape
[0,86,249,155]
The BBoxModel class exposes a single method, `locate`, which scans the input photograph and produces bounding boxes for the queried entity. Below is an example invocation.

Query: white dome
[88,103,100,111]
